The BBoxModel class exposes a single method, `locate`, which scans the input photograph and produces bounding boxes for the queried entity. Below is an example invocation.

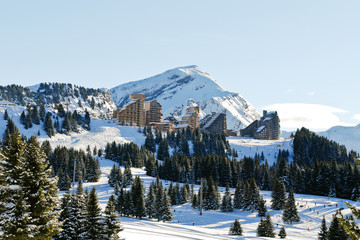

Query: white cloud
[264,103,351,131]
[307,91,315,97]
[354,114,360,121]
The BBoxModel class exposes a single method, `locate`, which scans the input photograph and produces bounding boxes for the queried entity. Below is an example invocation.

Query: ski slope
[66,158,358,240]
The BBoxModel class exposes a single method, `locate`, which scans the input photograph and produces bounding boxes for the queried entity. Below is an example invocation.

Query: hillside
[318,124,360,153]
[110,65,260,130]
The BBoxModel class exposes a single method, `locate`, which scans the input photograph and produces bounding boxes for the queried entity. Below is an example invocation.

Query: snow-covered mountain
[318,124,360,153]
[110,65,260,130]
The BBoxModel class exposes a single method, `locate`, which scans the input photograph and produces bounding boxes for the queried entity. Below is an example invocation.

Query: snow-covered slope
[318,124,360,153]
[110,65,260,130]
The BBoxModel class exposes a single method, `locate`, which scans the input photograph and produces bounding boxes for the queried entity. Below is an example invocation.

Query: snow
[228,137,293,166]
[256,126,266,133]
[110,65,260,130]
[63,157,359,240]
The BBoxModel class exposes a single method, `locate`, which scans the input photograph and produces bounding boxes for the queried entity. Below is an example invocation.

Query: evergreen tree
[203,177,220,210]
[20,111,26,125]
[131,176,146,219]
[271,177,287,210]
[85,187,106,240]
[104,194,123,240]
[21,136,61,238]
[160,189,173,222]
[55,191,73,240]
[84,110,91,130]
[157,139,170,160]
[0,131,61,239]
[3,109,8,120]
[145,132,156,153]
[278,227,287,239]
[44,112,55,137]
[328,215,348,240]
[338,201,360,239]
[192,193,199,209]
[257,214,275,238]
[57,104,66,117]
[146,183,156,219]
[318,216,328,240]
[62,112,71,134]
[257,195,267,217]
[57,168,71,190]
[234,179,244,209]
[115,187,125,216]
[123,162,133,186]
[282,190,300,224]
[229,219,243,236]
[31,105,40,125]
[221,184,233,212]
[25,112,33,129]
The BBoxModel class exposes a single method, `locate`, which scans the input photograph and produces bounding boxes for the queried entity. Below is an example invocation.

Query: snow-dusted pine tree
[221,184,233,212]
[104,194,123,240]
[271,177,287,210]
[229,219,243,236]
[257,214,275,238]
[84,187,106,240]
[282,190,300,224]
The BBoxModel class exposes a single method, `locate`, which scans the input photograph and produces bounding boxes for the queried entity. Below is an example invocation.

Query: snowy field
[69,158,358,240]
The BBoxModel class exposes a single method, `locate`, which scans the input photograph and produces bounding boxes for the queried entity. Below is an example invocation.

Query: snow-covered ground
[70,158,358,240]
[228,137,293,166]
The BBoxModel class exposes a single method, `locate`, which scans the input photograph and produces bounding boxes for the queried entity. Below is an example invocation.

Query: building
[116,94,145,127]
[240,110,280,140]
[180,106,200,131]
[200,112,227,134]
[149,120,174,133]
[145,100,163,125]
[114,94,163,128]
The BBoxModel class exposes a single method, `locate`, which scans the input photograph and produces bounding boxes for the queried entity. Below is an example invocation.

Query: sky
[0,1,359,131]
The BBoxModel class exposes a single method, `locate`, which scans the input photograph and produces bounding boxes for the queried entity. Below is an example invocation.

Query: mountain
[110,65,260,130]
[318,124,360,153]
[0,82,116,119]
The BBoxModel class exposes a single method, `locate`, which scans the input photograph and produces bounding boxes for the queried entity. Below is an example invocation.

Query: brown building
[180,106,200,130]
[115,94,163,128]
[149,120,174,133]
[145,100,163,125]
[116,94,145,127]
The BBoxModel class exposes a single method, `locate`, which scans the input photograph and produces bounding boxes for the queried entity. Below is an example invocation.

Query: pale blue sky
[0,1,359,130]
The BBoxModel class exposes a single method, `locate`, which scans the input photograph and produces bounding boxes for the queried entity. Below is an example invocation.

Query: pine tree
[229,219,243,236]
[146,183,156,219]
[157,139,170,160]
[257,195,267,217]
[57,168,71,190]
[104,195,123,240]
[21,136,61,238]
[234,179,244,209]
[3,109,8,120]
[131,176,146,219]
[123,162,133,186]
[145,132,156,153]
[85,187,106,240]
[221,184,233,212]
[160,189,173,222]
[84,110,91,130]
[328,215,348,240]
[31,105,40,125]
[278,227,287,239]
[115,187,125,216]
[0,131,61,239]
[44,112,55,137]
[62,112,71,134]
[271,177,287,210]
[55,191,73,240]
[257,214,275,238]
[282,190,300,224]
[318,216,328,240]
[203,177,220,210]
